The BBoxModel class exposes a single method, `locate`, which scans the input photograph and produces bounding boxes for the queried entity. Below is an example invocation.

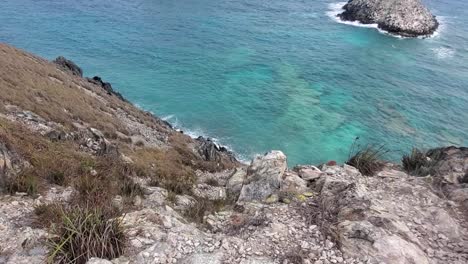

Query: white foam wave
[326,2,442,39]
[163,114,250,164]
[431,47,455,59]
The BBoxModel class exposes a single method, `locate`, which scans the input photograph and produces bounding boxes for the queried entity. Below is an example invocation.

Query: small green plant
[79,159,96,174]
[48,206,125,264]
[5,173,38,195]
[346,138,387,176]
[401,148,433,176]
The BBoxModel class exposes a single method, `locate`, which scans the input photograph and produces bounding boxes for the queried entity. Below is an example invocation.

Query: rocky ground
[338,0,439,37]
[0,44,467,264]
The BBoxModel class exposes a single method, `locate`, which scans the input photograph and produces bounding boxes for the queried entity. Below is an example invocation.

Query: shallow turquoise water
[1,0,467,165]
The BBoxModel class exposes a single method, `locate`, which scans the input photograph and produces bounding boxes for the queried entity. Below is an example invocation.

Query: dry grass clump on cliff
[346,138,387,176]
[402,148,441,176]
[4,173,38,195]
[184,198,226,224]
[48,205,125,264]
[0,119,88,193]
[133,147,196,195]
[0,43,174,143]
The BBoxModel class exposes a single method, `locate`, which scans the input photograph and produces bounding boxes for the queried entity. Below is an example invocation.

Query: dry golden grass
[0,43,172,143]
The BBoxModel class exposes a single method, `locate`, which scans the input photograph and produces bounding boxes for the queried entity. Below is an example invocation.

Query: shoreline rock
[338,0,439,37]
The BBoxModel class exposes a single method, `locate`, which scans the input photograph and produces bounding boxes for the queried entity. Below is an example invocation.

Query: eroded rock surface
[339,0,439,37]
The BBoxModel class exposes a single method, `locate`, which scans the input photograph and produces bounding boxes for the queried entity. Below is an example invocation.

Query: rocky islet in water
[338,0,439,37]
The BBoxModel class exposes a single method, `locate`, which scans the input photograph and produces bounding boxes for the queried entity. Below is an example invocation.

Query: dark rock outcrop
[195,137,237,164]
[86,76,127,102]
[338,0,439,37]
[53,56,83,77]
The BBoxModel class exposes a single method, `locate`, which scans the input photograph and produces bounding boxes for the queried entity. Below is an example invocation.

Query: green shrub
[346,138,387,176]
[48,206,125,264]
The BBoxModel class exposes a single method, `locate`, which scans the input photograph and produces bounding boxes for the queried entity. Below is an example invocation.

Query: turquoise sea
[1,0,467,165]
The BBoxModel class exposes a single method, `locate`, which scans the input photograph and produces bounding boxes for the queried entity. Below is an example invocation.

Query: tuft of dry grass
[401,148,429,176]
[4,172,38,195]
[402,148,440,176]
[346,138,387,176]
[166,190,178,204]
[48,205,125,264]
[33,203,63,228]
[183,198,226,224]
[131,148,196,195]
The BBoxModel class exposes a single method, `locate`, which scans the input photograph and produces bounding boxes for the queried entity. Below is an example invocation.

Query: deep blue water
[1,0,467,165]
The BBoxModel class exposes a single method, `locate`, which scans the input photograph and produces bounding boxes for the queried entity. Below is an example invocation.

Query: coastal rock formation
[196,136,237,164]
[238,151,287,202]
[1,43,468,264]
[338,0,439,37]
[53,56,83,77]
[87,76,127,102]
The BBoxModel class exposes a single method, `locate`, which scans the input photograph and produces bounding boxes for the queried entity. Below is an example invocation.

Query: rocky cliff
[0,44,467,264]
[338,0,439,37]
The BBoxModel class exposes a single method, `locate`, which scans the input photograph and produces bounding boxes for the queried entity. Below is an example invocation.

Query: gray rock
[293,165,323,181]
[192,183,227,201]
[195,136,238,165]
[53,56,83,77]
[238,151,287,202]
[86,258,113,264]
[181,252,224,264]
[338,0,439,37]
[226,168,247,200]
[280,171,308,195]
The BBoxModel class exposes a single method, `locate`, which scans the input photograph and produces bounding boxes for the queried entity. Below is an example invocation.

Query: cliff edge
[0,44,467,264]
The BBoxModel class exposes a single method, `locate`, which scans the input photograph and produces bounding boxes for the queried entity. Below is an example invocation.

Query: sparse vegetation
[120,177,144,198]
[280,250,305,264]
[346,138,387,176]
[183,198,226,224]
[132,148,196,195]
[205,178,220,186]
[33,203,63,228]
[401,148,430,176]
[402,147,441,176]
[48,206,125,264]
[5,173,38,195]
[166,190,178,204]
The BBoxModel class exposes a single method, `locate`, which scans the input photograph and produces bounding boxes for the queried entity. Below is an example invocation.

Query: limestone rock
[339,0,439,37]
[226,168,247,200]
[192,183,227,201]
[86,258,113,264]
[238,151,287,202]
[280,171,308,195]
[293,165,323,181]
